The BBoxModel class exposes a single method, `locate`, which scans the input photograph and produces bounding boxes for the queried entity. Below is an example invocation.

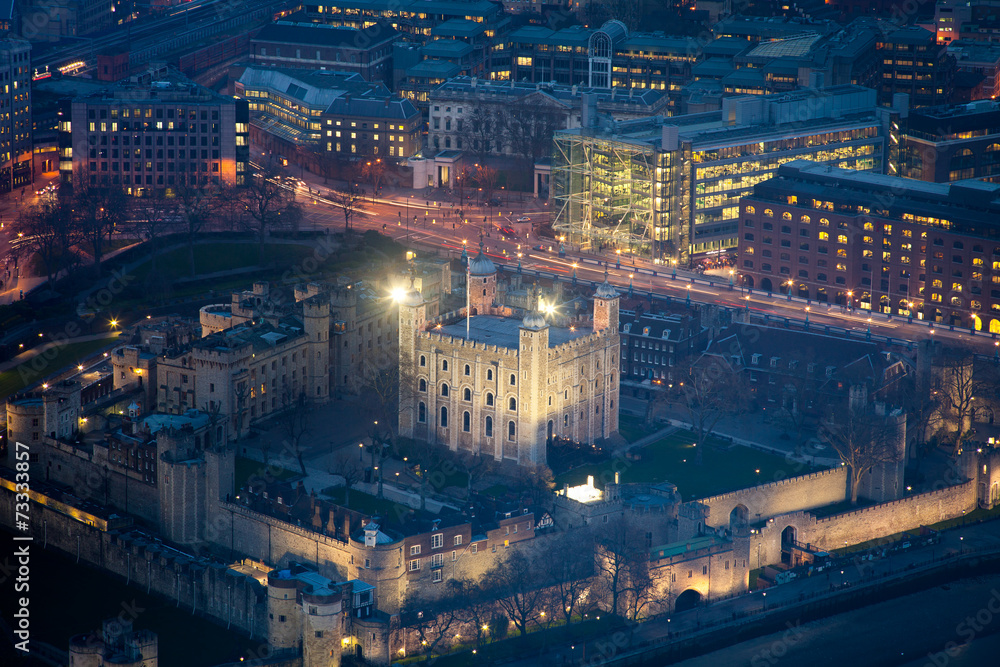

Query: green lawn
[555,430,826,501]
[0,335,120,400]
[619,414,655,443]
[234,456,298,492]
[322,485,412,521]
[132,242,316,282]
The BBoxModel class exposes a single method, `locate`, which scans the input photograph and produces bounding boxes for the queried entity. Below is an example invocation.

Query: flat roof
[436,315,590,349]
[653,535,726,560]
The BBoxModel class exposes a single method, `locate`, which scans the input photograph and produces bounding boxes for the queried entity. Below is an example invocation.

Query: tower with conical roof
[467,240,497,315]
[593,268,620,333]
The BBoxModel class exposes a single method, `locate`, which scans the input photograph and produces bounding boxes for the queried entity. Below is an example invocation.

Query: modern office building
[738,161,1000,329]
[249,21,398,84]
[876,26,956,108]
[0,34,32,193]
[231,65,418,160]
[551,86,891,264]
[896,99,1000,183]
[59,65,250,196]
[302,0,503,39]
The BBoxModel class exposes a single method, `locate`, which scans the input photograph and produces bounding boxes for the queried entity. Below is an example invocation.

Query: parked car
[516,215,531,222]
[488,197,502,206]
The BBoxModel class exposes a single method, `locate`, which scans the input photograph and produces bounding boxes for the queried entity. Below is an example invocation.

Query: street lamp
[359,443,364,461]
[672,258,678,280]
[804,306,810,328]
[786,279,794,301]
[728,269,734,290]
[616,249,622,269]
[685,283,692,308]
[846,290,854,311]
[744,295,751,315]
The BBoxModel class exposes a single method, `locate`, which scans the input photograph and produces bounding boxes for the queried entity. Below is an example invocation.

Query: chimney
[384,97,390,108]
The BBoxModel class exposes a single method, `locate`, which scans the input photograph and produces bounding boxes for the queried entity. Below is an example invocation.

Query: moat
[0,530,257,667]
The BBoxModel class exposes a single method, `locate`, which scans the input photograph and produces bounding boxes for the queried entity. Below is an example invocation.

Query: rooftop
[653,535,727,560]
[253,21,397,47]
[435,315,590,348]
[142,411,213,434]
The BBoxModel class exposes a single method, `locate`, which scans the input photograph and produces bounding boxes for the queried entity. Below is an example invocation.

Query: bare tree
[176,183,220,276]
[540,530,594,625]
[452,578,495,648]
[361,158,387,201]
[332,450,364,508]
[461,105,501,164]
[18,200,77,286]
[500,99,563,183]
[593,517,649,618]
[401,580,466,660]
[242,161,302,262]
[937,351,990,455]
[71,166,129,277]
[456,451,496,498]
[819,398,899,505]
[216,184,250,232]
[483,549,545,637]
[131,194,178,277]
[472,164,499,207]
[513,462,556,509]
[276,389,312,476]
[330,178,363,233]
[678,358,748,464]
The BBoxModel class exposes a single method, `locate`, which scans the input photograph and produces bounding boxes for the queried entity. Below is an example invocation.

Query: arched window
[463,411,471,432]
[441,384,449,397]
[486,392,494,406]
[782,212,792,220]
[746,205,755,214]
[419,378,426,392]
[418,402,426,422]
[800,215,810,224]
[463,387,472,401]
[764,209,774,217]
[508,421,516,439]
[509,397,517,411]
[819,218,830,226]
[485,416,493,437]
[487,369,493,381]
[510,373,516,386]
[464,364,471,376]
[419,355,426,367]
[440,406,448,428]
[442,359,449,371]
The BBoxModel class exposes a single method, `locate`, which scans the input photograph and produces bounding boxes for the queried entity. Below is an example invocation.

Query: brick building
[738,160,1000,329]
[876,26,956,108]
[0,35,32,193]
[59,65,250,196]
[897,99,1000,183]
[250,21,398,84]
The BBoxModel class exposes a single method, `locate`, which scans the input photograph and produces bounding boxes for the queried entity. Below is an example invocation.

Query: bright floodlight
[390,287,407,303]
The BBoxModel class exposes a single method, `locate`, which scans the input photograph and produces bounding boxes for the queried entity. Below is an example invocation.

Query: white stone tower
[467,240,497,315]
[593,269,620,333]
[397,288,426,439]
[302,588,343,667]
[302,296,331,401]
[518,307,550,466]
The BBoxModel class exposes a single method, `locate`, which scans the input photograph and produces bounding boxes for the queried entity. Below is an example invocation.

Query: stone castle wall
[0,484,267,639]
[693,466,849,529]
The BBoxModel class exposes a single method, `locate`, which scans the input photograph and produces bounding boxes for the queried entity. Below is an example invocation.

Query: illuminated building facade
[0,35,32,193]
[897,99,1000,183]
[738,161,1000,329]
[59,66,249,196]
[552,86,890,264]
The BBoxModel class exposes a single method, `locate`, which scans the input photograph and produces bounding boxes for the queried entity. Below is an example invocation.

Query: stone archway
[729,504,749,532]
[781,525,797,565]
[760,277,772,293]
[744,275,756,290]
[675,589,702,612]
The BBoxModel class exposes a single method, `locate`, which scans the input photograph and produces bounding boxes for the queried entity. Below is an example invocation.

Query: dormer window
[825,366,835,377]
[770,357,779,368]
[751,353,761,365]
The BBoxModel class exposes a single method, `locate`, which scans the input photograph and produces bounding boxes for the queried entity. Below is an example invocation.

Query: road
[286,174,999,356]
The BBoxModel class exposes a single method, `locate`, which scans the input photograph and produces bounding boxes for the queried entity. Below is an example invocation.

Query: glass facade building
[552,86,894,264]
